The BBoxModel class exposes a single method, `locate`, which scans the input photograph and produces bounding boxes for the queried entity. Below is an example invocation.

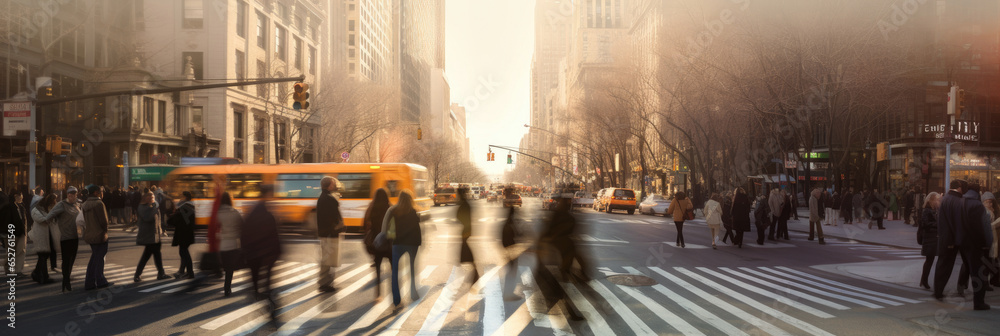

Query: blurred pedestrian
[241,185,282,322]
[29,185,43,210]
[169,191,196,279]
[666,192,693,248]
[841,188,854,225]
[456,188,479,288]
[44,186,82,292]
[217,192,243,297]
[316,177,345,293]
[808,187,826,245]
[867,188,887,230]
[731,188,752,248]
[363,188,392,301]
[82,185,113,290]
[386,190,422,306]
[753,194,769,245]
[888,190,899,221]
[961,191,1000,292]
[2,191,27,278]
[128,186,141,231]
[853,190,864,222]
[934,180,992,310]
[547,195,592,281]
[721,192,734,245]
[501,205,522,301]
[823,189,835,226]
[830,191,841,227]
[29,194,59,284]
[778,190,792,239]
[156,187,173,238]
[134,191,170,282]
[986,192,1000,288]
[704,193,723,249]
[917,192,941,290]
[767,188,783,241]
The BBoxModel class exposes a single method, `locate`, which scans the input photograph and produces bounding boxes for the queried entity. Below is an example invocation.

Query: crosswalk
[17,256,925,335]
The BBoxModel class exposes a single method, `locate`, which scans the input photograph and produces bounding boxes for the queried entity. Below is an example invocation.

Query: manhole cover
[607,274,656,287]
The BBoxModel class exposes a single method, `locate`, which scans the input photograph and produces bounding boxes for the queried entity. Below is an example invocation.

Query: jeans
[85,242,109,289]
[60,239,79,287]
[391,245,419,305]
[178,244,193,275]
[135,243,165,277]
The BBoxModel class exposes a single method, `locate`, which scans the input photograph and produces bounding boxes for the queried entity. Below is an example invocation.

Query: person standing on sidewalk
[808,187,826,245]
[934,179,992,310]
[767,188,784,241]
[316,177,345,293]
[44,186,82,292]
[917,192,941,290]
[841,188,854,224]
[828,191,841,227]
[29,194,59,284]
[867,189,888,230]
[731,188,752,248]
[903,188,915,225]
[666,192,694,248]
[823,190,835,226]
[704,193,723,249]
[82,186,114,290]
[778,190,792,239]
[217,193,243,297]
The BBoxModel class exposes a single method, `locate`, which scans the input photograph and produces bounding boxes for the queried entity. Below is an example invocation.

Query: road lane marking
[347,265,437,330]
[670,267,832,336]
[717,268,849,310]
[483,266,505,336]
[519,267,573,334]
[773,266,921,304]
[585,279,656,335]
[562,282,615,336]
[662,242,710,249]
[274,272,375,334]
[692,268,835,318]
[415,266,465,335]
[622,267,747,336]
[738,267,884,308]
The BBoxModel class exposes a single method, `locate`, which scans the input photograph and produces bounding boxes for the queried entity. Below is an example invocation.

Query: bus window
[227,174,264,198]
[385,180,400,197]
[336,173,372,199]
[171,174,214,198]
[277,173,325,198]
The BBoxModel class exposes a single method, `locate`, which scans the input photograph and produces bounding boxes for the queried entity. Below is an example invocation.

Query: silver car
[639,194,671,215]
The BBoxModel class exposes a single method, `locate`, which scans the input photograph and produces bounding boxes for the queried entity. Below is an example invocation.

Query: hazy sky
[445,0,534,180]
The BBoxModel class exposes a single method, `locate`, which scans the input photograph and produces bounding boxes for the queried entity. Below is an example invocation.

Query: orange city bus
[164,163,431,232]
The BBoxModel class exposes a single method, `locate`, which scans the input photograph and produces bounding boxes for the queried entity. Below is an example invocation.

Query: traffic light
[46,135,62,154]
[507,154,513,164]
[956,89,966,119]
[417,126,423,140]
[292,83,310,110]
[44,86,53,97]
[487,151,494,161]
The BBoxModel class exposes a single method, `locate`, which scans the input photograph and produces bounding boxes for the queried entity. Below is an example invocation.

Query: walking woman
[134,191,170,282]
[665,192,694,248]
[170,191,196,279]
[721,192,735,245]
[704,193,723,249]
[982,192,1000,288]
[456,188,479,286]
[217,192,243,296]
[362,188,392,301]
[731,188,752,248]
[29,194,59,284]
[385,190,422,306]
[917,192,941,290]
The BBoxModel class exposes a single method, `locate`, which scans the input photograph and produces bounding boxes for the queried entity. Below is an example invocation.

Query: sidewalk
[784,209,921,249]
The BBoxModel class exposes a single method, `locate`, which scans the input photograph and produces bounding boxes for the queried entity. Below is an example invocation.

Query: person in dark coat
[241,185,282,319]
[363,188,392,301]
[501,205,522,300]
[456,188,479,288]
[82,185,113,290]
[385,190,422,306]
[133,191,170,282]
[316,177,345,293]
[44,186,82,292]
[730,188,752,248]
[934,180,992,310]
[903,188,915,225]
[720,192,735,245]
[841,188,854,224]
[918,192,942,290]
[867,188,888,230]
[169,191,196,279]
[1,191,27,278]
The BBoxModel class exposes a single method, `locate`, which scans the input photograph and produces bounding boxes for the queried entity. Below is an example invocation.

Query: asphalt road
[7,197,999,335]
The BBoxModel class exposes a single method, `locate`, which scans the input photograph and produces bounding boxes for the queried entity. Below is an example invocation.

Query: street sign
[3,101,31,136]
[341,151,350,162]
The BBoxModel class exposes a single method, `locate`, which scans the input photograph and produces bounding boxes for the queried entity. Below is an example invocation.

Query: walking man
[316,177,344,293]
[808,187,826,245]
[767,188,784,241]
[903,188,915,225]
[934,180,992,310]
[82,185,113,290]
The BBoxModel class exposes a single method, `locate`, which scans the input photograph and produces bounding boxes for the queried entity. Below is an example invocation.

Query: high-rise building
[530,0,570,152]
[345,0,393,83]
[395,0,445,122]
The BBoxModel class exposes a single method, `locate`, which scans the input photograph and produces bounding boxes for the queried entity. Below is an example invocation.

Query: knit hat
[983,192,995,202]
[66,186,78,194]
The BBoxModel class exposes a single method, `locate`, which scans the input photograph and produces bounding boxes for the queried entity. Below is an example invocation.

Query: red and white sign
[3,101,31,136]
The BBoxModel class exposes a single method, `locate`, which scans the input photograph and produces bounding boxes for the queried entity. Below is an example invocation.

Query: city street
[10,197,999,336]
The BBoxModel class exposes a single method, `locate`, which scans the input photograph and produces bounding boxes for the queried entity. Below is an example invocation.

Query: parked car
[486,191,499,203]
[572,191,595,208]
[503,193,523,208]
[542,194,560,210]
[597,188,638,214]
[639,194,671,215]
[434,187,458,206]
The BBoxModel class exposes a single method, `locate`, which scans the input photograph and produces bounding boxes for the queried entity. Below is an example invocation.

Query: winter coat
[768,190,785,220]
[903,192,915,210]
[867,193,888,220]
[240,201,282,262]
[721,198,734,230]
[15,202,29,234]
[852,194,864,212]
[217,204,242,252]
[362,199,391,256]
[919,207,939,257]
[170,200,196,246]
[809,189,823,222]
[841,192,854,212]
[666,197,693,222]
[988,211,1000,259]
[136,203,162,245]
[938,190,992,250]
[29,207,59,254]
[316,191,344,238]
[81,197,109,245]
[888,193,899,212]
[731,193,752,232]
[0,192,25,237]
[45,200,80,241]
[384,205,422,247]
[831,193,842,211]
[704,199,723,227]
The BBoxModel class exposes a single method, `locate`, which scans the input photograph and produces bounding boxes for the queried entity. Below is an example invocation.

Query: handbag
[685,207,695,221]
[373,216,396,251]
[199,251,222,273]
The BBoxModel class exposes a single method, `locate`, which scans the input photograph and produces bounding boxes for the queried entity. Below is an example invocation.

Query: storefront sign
[800,152,829,160]
[923,121,979,142]
[3,101,31,136]
[129,166,177,182]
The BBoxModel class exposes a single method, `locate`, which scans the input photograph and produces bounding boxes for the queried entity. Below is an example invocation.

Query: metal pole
[944,114,955,192]
[28,103,36,192]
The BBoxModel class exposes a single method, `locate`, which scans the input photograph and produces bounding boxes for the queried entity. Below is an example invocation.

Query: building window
[308,46,316,75]
[349,48,355,58]
[183,0,203,29]
[191,106,203,133]
[143,97,154,131]
[276,72,287,104]
[274,120,287,162]
[256,11,267,48]
[235,50,246,90]
[181,51,203,80]
[173,105,184,135]
[275,25,286,60]
[157,100,166,133]
[233,106,245,161]
[294,14,303,31]
[293,37,302,69]
[348,34,355,46]
[254,113,268,164]
[309,25,317,40]
[276,2,288,21]
[236,1,247,38]
[349,20,355,31]
[256,60,268,98]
